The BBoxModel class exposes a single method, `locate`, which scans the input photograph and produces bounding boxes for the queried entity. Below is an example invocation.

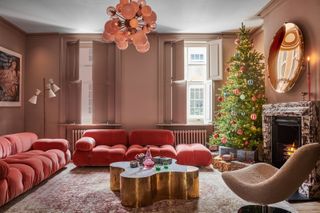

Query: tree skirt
[1,164,296,213]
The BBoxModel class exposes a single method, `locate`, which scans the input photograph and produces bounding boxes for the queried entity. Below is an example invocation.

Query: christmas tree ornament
[223,92,228,97]
[241,112,246,116]
[247,79,254,85]
[221,137,227,144]
[213,133,219,139]
[234,38,240,45]
[240,94,245,100]
[250,113,257,120]
[244,141,249,146]
[251,126,257,132]
[217,96,224,102]
[251,96,257,102]
[240,66,246,72]
[233,89,240,95]
[237,129,243,135]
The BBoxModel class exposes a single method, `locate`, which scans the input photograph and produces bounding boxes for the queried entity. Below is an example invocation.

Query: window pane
[188,86,204,117]
[79,43,93,124]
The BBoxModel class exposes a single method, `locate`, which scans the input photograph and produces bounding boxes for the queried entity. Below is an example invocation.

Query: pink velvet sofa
[73,129,212,167]
[0,132,71,207]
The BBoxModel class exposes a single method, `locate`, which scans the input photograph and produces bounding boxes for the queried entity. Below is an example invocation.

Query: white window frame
[185,42,212,124]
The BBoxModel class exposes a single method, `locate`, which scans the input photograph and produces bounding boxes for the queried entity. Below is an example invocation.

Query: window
[79,42,93,124]
[185,44,212,124]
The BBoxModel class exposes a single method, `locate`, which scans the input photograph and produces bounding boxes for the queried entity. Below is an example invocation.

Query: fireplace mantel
[262,101,320,198]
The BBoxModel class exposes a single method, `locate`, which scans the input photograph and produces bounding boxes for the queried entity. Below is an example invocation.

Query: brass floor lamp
[28,78,60,137]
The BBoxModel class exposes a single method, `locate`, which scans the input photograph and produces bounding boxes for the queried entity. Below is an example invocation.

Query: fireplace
[271,116,301,168]
[263,101,320,199]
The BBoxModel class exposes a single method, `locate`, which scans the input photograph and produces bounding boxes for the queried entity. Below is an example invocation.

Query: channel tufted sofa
[0,132,71,207]
[73,129,212,167]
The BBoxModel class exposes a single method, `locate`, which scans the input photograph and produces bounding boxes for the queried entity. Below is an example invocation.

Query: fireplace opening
[271,116,301,168]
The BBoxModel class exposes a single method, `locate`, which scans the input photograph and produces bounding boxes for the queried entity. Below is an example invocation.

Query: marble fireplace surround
[262,101,320,198]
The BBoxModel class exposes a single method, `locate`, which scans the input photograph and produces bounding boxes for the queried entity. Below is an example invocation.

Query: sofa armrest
[0,160,9,179]
[32,139,69,152]
[75,137,96,151]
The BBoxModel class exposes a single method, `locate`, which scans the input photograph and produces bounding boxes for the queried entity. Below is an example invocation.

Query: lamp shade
[28,95,38,104]
[28,89,41,104]
[48,89,56,98]
[51,83,60,93]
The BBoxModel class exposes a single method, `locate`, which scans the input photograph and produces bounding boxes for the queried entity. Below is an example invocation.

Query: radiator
[71,129,86,152]
[173,130,207,146]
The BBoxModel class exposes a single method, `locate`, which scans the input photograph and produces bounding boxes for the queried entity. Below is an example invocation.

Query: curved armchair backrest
[266,143,320,201]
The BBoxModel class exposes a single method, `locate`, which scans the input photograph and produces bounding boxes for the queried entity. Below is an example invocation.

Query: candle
[307,56,311,101]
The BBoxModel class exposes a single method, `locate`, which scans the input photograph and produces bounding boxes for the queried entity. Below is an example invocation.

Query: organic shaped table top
[110,159,199,207]
[110,159,198,178]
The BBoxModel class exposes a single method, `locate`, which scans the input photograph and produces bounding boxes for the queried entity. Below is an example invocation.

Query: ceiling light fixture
[102,0,157,53]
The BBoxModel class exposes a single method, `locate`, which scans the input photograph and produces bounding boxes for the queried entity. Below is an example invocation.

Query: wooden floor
[291,201,320,212]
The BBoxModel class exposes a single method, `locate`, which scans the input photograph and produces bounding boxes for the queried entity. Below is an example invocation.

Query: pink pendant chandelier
[102,0,157,53]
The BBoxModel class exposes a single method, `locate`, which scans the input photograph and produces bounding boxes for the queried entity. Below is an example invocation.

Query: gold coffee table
[110,159,199,207]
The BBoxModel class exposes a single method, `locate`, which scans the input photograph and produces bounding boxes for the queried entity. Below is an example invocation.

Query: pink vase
[143,146,154,168]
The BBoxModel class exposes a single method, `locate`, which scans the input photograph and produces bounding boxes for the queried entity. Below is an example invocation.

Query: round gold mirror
[268,23,304,93]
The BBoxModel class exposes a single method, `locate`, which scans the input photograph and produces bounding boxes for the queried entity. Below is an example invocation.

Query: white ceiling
[0,0,270,34]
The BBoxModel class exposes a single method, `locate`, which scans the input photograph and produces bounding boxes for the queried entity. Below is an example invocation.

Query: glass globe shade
[144,11,157,24]
[117,41,129,50]
[141,5,152,17]
[129,18,139,28]
[116,3,123,12]
[120,0,129,5]
[105,20,118,34]
[102,32,115,42]
[121,3,136,20]
[132,31,147,46]
[106,6,116,16]
[131,2,140,13]
[136,41,150,53]
[115,31,127,43]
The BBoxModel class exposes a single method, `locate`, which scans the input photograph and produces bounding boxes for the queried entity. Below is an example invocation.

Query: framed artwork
[0,46,22,107]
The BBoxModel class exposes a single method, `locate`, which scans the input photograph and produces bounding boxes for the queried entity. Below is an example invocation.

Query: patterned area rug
[1,164,296,213]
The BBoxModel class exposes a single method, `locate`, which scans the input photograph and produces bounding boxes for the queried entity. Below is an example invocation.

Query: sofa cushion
[0,137,13,159]
[0,160,9,179]
[176,143,212,166]
[83,129,128,146]
[129,129,175,146]
[4,132,38,155]
[90,144,127,166]
[75,137,96,151]
[32,139,69,152]
[126,144,177,161]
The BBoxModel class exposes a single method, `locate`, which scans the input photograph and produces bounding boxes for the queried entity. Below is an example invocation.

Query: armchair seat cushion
[126,144,177,161]
[75,137,96,151]
[32,139,69,152]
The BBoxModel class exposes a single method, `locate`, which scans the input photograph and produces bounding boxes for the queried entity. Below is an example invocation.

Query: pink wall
[257,0,320,103]
[0,18,26,135]
[25,34,61,138]
[120,35,159,129]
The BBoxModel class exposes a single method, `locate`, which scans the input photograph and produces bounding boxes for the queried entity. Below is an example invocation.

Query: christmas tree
[210,24,265,151]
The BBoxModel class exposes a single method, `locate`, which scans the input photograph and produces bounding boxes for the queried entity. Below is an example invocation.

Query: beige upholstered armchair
[222,143,320,213]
